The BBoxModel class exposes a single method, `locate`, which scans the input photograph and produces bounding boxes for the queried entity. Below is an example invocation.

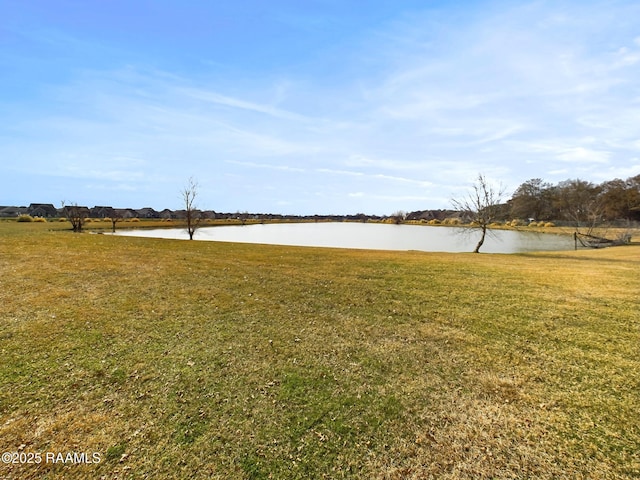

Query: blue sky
[2,0,639,215]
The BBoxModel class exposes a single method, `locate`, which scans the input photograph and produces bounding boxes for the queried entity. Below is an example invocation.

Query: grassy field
[1,221,638,479]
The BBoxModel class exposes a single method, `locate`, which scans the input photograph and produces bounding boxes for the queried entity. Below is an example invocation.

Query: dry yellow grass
[0,221,638,478]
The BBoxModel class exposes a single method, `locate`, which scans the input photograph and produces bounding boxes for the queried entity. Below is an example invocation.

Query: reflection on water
[114,222,574,254]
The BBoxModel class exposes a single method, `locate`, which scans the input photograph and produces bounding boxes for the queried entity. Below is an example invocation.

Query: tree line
[508,175,640,225]
[451,173,639,253]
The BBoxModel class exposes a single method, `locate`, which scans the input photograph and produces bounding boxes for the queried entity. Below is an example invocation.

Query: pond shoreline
[111,221,581,254]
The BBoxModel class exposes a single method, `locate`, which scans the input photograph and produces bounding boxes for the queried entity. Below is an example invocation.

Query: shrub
[129,218,140,222]
[102,217,112,222]
[428,219,441,225]
[544,222,556,227]
[443,218,462,225]
[510,219,527,227]
[58,217,67,222]
[33,216,47,223]
[17,214,34,222]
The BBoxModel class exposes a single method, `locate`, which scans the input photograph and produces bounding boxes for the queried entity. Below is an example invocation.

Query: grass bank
[1,222,638,479]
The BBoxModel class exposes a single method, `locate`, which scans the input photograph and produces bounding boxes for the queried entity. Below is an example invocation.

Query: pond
[114,222,574,254]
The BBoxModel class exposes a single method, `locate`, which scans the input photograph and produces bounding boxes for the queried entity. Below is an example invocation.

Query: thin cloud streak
[226,160,306,173]
[1,1,639,214]
[177,87,313,123]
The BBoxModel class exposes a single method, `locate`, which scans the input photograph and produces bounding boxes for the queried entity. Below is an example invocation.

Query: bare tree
[181,177,201,240]
[509,178,554,220]
[552,179,604,234]
[62,201,88,233]
[110,210,124,233]
[452,174,506,253]
[390,210,407,224]
[237,211,249,225]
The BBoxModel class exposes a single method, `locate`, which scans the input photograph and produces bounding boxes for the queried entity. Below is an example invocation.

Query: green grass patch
[0,221,639,478]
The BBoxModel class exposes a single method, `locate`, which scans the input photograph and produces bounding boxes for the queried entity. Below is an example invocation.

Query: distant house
[136,207,159,218]
[0,206,28,217]
[159,209,174,219]
[405,210,432,222]
[91,206,116,218]
[345,213,369,222]
[405,209,461,222]
[62,205,91,218]
[28,203,58,218]
[114,208,137,219]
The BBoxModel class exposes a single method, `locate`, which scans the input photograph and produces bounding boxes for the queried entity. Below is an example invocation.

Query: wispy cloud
[226,160,306,172]
[345,154,432,170]
[316,168,363,177]
[556,147,611,164]
[1,1,639,213]
[177,87,312,123]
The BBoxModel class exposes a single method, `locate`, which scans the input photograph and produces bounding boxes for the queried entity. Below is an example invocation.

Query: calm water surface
[115,222,574,254]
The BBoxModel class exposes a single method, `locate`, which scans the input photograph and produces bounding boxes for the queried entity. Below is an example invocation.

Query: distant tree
[237,211,250,225]
[181,177,201,240]
[509,178,554,220]
[627,174,640,221]
[62,201,87,232]
[600,175,640,221]
[506,174,640,224]
[552,179,603,232]
[390,210,407,224]
[110,210,124,233]
[452,174,506,253]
